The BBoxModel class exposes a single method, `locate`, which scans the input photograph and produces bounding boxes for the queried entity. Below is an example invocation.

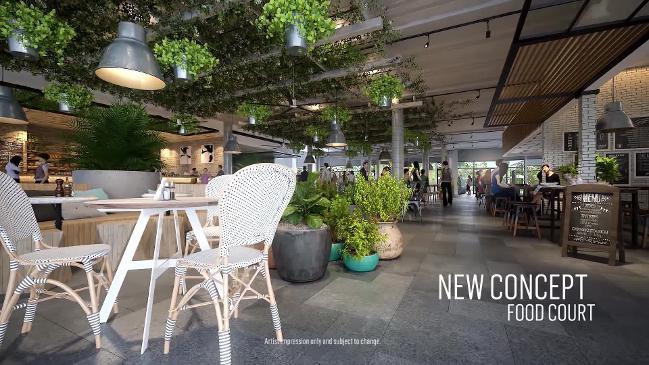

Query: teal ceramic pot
[330,242,343,261]
[343,253,379,272]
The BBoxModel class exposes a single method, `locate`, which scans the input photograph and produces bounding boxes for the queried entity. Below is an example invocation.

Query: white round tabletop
[140,193,191,198]
[85,197,217,210]
[29,196,98,204]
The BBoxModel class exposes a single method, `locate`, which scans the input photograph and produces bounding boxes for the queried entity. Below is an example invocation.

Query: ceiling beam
[391,101,423,109]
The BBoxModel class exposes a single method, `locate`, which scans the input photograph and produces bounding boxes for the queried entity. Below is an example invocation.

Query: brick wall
[0,123,27,171]
[542,102,578,169]
[161,137,224,175]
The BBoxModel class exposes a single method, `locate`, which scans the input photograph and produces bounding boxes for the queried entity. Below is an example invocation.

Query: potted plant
[43,82,94,113]
[0,2,75,63]
[153,38,219,81]
[596,155,622,184]
[353,175,411,259]
[257,0,336,56]
[339,211,385,272]
[324,195,352,261]
[273,174,331,282]
[172,112,200,135]
[557,164,579,185]
[236,102,272,125]
[364,74,405,108]
[68,103,167,198]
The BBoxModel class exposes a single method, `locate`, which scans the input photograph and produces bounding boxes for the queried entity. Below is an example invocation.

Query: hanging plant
[312,148,325,157]
[320,105,351,125]
[0,2,76,64]
[43,82,94,112]
[236,102,272,123]
[257,0,336,46]
[364,74,405,105]
[404,129,431,150]
[288,140,306,153]
[153,38,219,78]
[348,141,373,156]
[172,113,201,134]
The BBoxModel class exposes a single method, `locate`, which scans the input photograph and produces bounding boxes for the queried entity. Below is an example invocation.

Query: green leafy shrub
[325,195,352,242]
[0,2,75,64]
[257,0,336,46]
[172,113,200,134]
[339,211,385,259]
[320,105,351,124]
[557,164,578,176]
[354,175,412,222]
[153,38,219,77]
[67,103,166,171]
[596,155,622,184]
[43,82,93,111]
[282,174,330,229]
[236,102,272,123]
[364,74,404,105]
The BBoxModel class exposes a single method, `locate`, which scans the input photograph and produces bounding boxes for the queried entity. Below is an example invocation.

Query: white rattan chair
[183,175,233,256]
[0,172,115,348]
[163,164,296,364]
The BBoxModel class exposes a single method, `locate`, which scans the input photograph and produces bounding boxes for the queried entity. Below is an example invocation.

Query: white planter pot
[285,23,307,56]
[7,30,38,60]
[377,221,404,259]
[73,170,161,198]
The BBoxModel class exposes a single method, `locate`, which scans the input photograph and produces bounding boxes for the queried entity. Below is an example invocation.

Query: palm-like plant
[282,174,330,229]
[67,103,167,171]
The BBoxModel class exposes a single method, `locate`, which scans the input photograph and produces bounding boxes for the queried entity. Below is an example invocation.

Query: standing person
[216,164,225,176]
[381,166,391,177]
[360,161,369,181]
[348,170,356,183]
[466,174,473,195]
[403,168,411,186]
[321,163,332,182]
[440,160,453,206]
[199,168,211,184]
[5,155,22,183]
[300,166,309,182]
[412,162,421,191]
[34,153,50,184]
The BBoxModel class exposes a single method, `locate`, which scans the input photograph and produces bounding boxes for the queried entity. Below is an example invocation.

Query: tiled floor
[2,195,649,364]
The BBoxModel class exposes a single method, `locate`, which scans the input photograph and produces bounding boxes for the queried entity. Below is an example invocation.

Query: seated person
[491,162,515,199]
[532,163,561,205]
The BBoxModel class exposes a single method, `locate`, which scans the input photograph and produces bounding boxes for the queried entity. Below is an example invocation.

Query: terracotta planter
[377,221,404,259]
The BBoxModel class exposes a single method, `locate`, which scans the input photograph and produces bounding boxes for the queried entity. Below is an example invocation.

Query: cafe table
[29,196,98,230]
[85,197,217,354]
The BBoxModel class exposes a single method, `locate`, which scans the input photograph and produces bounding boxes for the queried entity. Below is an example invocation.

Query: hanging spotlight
[378,149,391,161]
[0,86,28,124]
[415,136,419,147]
[326,119,347,147]
[471,117,475,126]
[424,34,429,48]
[475,89,481,99]
[95,22,166,90]
[485,20,491,39]
[223,133,241,154]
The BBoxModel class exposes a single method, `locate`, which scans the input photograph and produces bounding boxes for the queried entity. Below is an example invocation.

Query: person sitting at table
[5,155,22,183]
[34,153,50,183]
[492,162,515,199]
[199,168,211,184]
[537,163,560,185]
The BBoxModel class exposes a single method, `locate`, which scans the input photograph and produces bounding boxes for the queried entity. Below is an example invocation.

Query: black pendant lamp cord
[611,76,616,102]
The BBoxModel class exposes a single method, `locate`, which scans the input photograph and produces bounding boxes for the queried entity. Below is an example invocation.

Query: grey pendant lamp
[223,132,241,154]
[326,92,347,147]
[95,22,166,90]
[596,76,634,132]
[304,146,316,164]
[0,86,27,124]
[345,159,353,169]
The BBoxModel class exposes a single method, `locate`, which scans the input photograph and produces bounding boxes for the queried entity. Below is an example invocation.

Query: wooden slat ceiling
[486,23,649,127]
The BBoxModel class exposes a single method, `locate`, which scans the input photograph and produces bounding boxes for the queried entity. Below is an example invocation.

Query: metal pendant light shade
[223,133,241,154]
[174,63,191,82]
[313,131,319,143]
[0,86,28,124]
[379,95,392,108]
[596,101,634,132]
[285,23,307,56]
[7,30,38,60]
[248,115,256,125]
[304,154,316,164]
[378,149,391,161]
[95,22,166,90]
[326,120,347,147]
[345,159,353,169]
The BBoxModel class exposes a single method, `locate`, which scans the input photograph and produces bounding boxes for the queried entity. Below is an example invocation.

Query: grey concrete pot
[8,30,38,60]
[272,224,331,283]
[73,170,161,198]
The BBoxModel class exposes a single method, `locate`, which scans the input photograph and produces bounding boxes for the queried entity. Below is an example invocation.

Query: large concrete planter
[377,221,404,259]
[272,224,331,283]
[73,170,161,198]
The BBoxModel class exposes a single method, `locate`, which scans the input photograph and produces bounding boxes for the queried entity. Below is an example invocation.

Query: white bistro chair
[163,163,295,364]
[0,172,115,348]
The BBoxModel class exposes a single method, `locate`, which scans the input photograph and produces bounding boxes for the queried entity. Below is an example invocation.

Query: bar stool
[492,197,508,217]
[511,202,541,238]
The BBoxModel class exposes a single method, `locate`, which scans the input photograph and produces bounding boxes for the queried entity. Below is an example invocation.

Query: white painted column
[222,121,233,174]
[578,91,598,182]
[447,148,458,196]
[392,109,404,179]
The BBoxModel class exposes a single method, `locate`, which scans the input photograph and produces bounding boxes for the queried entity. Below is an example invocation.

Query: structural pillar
[222,121,233,174]
[578,90,599,182]
[447,147,458,196]
[392,108,404,179]
[422,148,430,184]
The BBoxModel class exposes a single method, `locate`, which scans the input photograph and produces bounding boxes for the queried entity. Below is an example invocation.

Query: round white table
[29,196,98,230]
[140,193,191,198]
[85,197,217,354]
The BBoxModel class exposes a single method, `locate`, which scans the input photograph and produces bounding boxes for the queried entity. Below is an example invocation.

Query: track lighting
[476,89,481,99]
[485,20,491,39]
[424,34,429,48]
[471,117,475,125]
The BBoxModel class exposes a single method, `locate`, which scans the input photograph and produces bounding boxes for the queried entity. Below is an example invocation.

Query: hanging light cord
[611,76,616,102]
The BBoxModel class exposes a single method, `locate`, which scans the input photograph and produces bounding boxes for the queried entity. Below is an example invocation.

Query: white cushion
[178,246,263,270]
[20,244,110,264]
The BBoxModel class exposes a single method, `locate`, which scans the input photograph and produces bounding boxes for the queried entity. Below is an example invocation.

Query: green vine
[172,112,201,134]
[364,74,405,105]
[0,1,75,64]
[153,38,219,77]
[236,102,272,123]
[320,105,351,124]
[43,82,93,111]
[257,0,336,46]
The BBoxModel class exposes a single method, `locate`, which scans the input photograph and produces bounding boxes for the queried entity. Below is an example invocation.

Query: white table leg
[141,212,165,354]
[186,209,211,251]
[172,210,182,256]
[100,211,151,323]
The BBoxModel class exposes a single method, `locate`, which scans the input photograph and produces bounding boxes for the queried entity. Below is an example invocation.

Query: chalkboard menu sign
[564,132,578,151]
[614,117,649,149]
[606,152,629,184]
[562,184,621,265]
[636,152,649,177]
[597,132,609,150]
